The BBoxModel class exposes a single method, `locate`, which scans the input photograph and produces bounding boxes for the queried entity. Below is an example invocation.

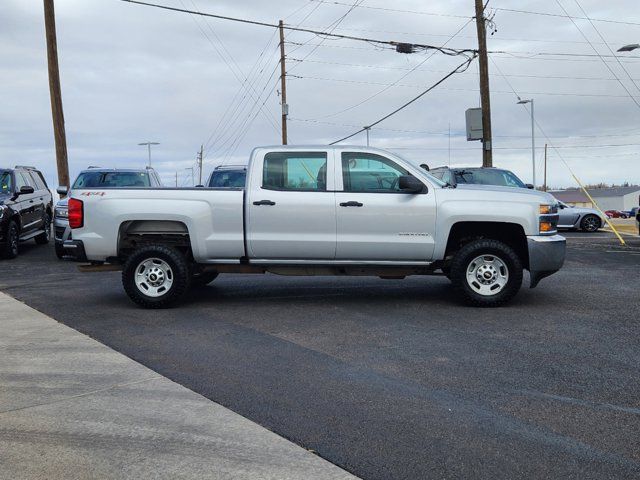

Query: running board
[19,229,45,241]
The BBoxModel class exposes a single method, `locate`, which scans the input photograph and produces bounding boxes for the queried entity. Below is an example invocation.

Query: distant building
[549,186,640,210]
[548,189,591,208]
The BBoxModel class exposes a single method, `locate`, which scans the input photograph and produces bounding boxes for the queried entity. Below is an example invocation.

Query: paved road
[2,232,639,479]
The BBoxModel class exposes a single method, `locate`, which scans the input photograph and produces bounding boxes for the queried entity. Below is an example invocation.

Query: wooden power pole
[43,0,70,190]
[278,20,288,145]
[474,0,493,167]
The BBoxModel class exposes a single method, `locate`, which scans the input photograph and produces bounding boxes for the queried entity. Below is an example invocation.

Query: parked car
[207,165,247,188]
[54,167,162,258]
[605,210,629,219]
[0,166,53,259]
[555,201,607,233]
[428,166,534,189]
[66,146,565,309]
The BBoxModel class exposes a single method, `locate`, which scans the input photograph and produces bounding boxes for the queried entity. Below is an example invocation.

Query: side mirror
[57,185,69,196]
[17,185,34,196]
[419,163,430,172]
[525,183,534,189]
[399,175,426,194]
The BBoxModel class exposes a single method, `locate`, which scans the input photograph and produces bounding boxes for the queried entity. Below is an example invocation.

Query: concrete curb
[0,292,358,480]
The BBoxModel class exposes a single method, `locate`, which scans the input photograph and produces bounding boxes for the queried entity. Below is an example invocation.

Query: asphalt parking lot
[2,231,639,480]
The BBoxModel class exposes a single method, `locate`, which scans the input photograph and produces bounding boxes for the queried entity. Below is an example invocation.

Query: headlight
[55,207,68,219]
[539,204,558,234]
[539,204,557,215]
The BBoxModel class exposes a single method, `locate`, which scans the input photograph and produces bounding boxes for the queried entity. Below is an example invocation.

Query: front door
[335,152,437,261]
[246,150,336,260]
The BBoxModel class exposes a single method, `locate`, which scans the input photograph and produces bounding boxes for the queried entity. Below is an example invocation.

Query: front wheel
[580,214,601,233]
[450,239,523,307]
[1,221,19,259]
[122,245,191,308]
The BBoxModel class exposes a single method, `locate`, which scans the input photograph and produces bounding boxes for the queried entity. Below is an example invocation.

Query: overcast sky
[2,0,640,189]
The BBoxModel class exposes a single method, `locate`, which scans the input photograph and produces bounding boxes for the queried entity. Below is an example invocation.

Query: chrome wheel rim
[134,258,174,297]
[583,216,598,231]
[466,254,509,296]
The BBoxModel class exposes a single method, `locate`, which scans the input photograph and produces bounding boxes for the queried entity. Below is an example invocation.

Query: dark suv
[0,166,53,259]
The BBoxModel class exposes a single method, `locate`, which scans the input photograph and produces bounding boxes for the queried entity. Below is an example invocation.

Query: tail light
[68,198,84,229]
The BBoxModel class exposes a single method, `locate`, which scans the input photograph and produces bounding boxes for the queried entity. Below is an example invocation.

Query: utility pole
[279,20,288,145]
[198,144,203,185]
[175,171,178,187]
[364,126,371,146]
[474,0,493,167]
[543,143,548,192]
[43,0,70,192]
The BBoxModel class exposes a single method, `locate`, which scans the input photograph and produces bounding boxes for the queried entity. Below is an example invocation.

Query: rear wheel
[580,214,600,233]
[35,212,51,244]
[1,221,19,259]
[450,239,523,307]
[122,245,190,308]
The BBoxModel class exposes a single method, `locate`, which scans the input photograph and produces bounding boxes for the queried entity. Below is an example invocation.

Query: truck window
[262,152,327,191]
[73,171,151,188]
[342,152,409,192]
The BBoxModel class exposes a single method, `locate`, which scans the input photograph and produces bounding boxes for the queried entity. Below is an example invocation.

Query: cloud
[1,0,639,188]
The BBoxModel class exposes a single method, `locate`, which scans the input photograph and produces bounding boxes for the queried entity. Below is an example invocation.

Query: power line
[330,55,477,144]
[554,0,640,112]
[119,0,475,57]
[288,57,638,82]
[308,1,471,19]
[572,0,640,95]
[493,6,640,27]
[310,17,475,120]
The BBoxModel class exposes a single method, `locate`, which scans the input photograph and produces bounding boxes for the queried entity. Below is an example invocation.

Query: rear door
[26,171,47,226]
[14,172,38,233]
[246,150,336,260]
[334,151,437,261]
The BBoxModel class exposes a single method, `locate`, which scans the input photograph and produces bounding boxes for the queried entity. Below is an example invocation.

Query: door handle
[253,200,276,206]
[339,201,363,207]
[29,200,34,204]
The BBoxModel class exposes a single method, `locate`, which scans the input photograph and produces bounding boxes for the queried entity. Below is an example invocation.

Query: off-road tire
[191,271,219,286]
[450,239,523,307]
[1,221,19,259]
[122,244,191,308]
[35,212,51,244]
[580,214,601,233]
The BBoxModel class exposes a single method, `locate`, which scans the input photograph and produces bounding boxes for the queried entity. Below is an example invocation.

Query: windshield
[72,171,151,188]
[454,169,526,188]
[208,169,246,188]
[0,171,12,195]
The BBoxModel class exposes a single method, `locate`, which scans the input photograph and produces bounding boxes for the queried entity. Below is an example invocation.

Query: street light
[138,142,160,167]
[517,98,536,189]
[617,44,640,52]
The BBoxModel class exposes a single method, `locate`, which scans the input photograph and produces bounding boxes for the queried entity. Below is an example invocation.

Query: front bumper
[53,216,71,244]
[527,234,566,288]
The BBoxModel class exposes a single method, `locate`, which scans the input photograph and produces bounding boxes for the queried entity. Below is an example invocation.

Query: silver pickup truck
[66,146,566,308]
